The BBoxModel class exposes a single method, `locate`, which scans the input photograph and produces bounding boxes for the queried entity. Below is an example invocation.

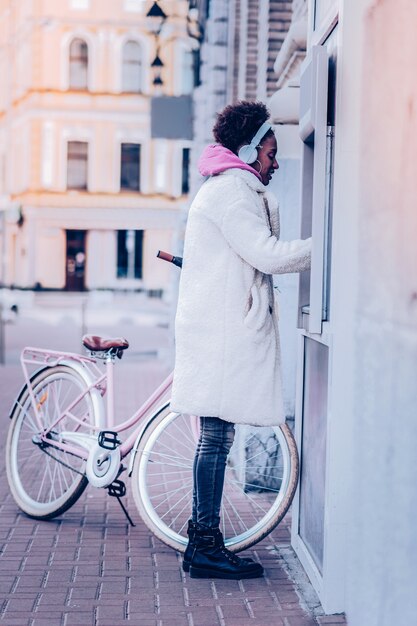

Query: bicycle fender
[127,401,171,477]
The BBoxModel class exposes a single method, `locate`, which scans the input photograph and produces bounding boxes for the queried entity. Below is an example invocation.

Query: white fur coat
[170,168,311,426]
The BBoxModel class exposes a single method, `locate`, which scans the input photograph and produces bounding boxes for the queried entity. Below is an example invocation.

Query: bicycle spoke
[47,455,58,502]
[169,416,197,447]
[226,478,281,493]
[222,496,240,537]
[143,469,193,477]
[225,478,270,516]
[222,490,249,532]
[158,484,193,521]
[147,450,193,470]
[36,455,50,502]
[166,490,194,527]
[16,401,39,433]
[232,444,281,469]
[149,460,192,470]
[151,479,193,510]
[152,433,194,462]
[230,469,284,481]
[146,475,193,488]
[55,459,64,498]
[177,517,190,535]
[221,510,226,537]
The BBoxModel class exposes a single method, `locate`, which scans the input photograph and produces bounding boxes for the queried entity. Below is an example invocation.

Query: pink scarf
[198,144,262,182]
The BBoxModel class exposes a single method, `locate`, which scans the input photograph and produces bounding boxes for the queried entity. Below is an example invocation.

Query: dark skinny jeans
[192,416,235,529]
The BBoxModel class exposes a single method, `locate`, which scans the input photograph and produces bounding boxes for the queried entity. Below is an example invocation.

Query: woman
[171,101,312,579]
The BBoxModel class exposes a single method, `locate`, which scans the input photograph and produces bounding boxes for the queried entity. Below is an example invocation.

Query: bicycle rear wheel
[131,406,298,553]
[6,365,96,519]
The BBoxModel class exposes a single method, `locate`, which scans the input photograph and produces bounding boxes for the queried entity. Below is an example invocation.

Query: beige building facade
[0,0,195,292]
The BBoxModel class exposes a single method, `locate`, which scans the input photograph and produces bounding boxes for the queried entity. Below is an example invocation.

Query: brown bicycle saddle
[82,334,129,352]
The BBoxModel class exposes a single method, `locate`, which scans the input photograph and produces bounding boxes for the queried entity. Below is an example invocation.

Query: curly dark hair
[212,101,272,154]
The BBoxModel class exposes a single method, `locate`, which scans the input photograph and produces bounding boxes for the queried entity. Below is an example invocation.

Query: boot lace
[220,546,242,565]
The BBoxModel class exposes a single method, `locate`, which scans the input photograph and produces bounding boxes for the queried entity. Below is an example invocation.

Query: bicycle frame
[19,346,173,465]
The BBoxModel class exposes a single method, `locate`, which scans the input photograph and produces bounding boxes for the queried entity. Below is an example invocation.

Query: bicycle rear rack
[21,346,103,380]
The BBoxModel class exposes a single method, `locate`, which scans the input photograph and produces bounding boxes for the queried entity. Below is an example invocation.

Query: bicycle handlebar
[157,250,183,268]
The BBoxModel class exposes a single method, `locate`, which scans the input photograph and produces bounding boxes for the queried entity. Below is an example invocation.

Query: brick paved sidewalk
[0,360,347,626]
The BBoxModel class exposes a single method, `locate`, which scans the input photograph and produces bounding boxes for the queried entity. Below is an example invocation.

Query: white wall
[344,1,417,624]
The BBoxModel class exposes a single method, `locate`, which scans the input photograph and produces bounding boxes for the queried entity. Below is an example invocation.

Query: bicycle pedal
[107,479,126,498]
[98,430,121,450]
[107,480,136,527]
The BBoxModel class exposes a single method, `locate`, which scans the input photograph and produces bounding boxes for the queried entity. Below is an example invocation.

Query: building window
[67,141,88,190]
[117,230,144,279]
[182,147,190,194]
[120,143,141,191]
[122,41,142,93]
[69,38,89,90]
[181,49,194,95]
[192,49,201,88]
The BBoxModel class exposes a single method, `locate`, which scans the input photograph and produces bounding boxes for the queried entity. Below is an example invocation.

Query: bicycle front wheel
[131,407,298,553]
[6,365,96,519]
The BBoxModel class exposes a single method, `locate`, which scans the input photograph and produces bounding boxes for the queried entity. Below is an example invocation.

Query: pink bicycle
[5,252,299,553]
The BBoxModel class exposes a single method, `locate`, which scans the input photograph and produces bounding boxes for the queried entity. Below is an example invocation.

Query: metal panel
[322,126,334,321]
[151,96,193,140]
[298,45,329,334]
[298,142,313,328]
[308,46,328,334]
[298,337,328,573]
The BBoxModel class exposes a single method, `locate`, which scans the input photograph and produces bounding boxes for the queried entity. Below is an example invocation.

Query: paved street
[0,293,347,625]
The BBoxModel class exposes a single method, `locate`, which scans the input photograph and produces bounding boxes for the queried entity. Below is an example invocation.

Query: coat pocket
[244,283,272,333]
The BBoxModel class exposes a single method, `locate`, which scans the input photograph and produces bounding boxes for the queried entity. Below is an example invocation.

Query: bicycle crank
[86,442,121,488]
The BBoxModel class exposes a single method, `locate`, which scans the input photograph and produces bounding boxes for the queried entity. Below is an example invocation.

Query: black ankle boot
[182,521,258,573]
[182,520,198,572]
[188,525,263,580]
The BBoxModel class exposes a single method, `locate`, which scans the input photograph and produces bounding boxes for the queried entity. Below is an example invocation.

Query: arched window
[69,38,89,90]
[122,41,142,93]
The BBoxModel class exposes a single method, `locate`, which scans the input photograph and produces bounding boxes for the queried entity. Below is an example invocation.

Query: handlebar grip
[157,250,183,268]
[157,250,174,263]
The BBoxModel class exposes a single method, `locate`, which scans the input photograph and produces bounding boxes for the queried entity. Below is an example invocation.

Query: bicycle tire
[131,406,298,553]
[6,365,96,519]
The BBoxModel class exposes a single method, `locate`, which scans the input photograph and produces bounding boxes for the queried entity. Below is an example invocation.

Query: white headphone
[238,121,272,164]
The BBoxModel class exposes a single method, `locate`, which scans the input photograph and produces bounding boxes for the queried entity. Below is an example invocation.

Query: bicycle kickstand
[107,479,136,527]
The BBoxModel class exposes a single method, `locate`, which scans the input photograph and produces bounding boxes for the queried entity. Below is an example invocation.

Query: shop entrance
[65,230,86,291]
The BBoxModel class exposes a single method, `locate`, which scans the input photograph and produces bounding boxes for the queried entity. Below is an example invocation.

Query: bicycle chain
[37,443,86,477]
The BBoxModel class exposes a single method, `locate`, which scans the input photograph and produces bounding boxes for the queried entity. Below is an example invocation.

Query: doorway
[65,230,86,291]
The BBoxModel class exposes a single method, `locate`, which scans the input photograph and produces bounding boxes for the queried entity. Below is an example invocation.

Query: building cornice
[273,17,307,88]
[10,190,186,210]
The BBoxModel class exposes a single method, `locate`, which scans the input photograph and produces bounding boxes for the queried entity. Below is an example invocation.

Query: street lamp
[146,1,201,90]
[146,1,167,87]
[151,49,164,88]
[146,1,167,34]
